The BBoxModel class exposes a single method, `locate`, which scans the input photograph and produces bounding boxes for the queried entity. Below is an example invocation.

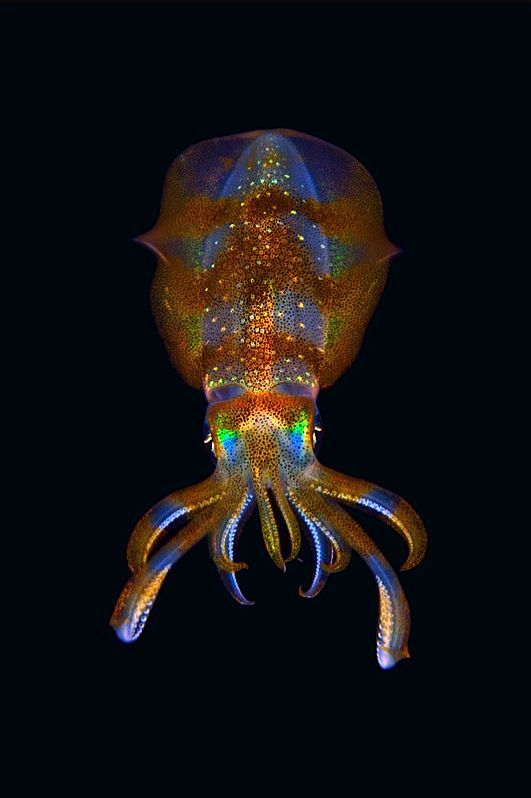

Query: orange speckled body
[111,130,427,669]
[141,129,397,396]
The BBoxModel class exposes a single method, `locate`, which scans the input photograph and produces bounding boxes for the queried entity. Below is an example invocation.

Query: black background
[5,1,525,767]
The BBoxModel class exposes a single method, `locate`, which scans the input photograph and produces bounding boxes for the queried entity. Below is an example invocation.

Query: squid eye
[313,409,324,454]
[203,420,217,464]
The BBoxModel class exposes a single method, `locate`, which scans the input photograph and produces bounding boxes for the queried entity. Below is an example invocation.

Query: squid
[110,129,427,668]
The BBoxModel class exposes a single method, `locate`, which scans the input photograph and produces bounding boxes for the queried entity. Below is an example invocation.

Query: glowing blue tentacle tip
[377,647,411,670]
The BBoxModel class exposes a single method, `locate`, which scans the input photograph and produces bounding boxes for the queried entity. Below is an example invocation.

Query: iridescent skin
[110,129,427,668]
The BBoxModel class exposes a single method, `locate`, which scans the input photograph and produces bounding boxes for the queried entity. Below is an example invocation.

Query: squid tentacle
[300,520,332,599]
[126,475,224,573]
[289,493,334,598]
[305,489,411,668]
[111,503,219,643]
[270,475,301,563]
[208,480,250,573]
[253,470,286,571]
[210,488,256,606]
[310,465,427,571]
[289,485,351,573]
